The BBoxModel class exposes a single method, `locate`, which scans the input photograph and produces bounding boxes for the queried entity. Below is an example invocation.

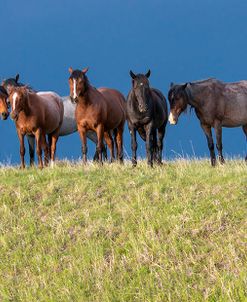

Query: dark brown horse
[8,86,64,168]
[68,67,126,163]
[127,70,168,167]
[168,78,247,165]
[0,86,9,120]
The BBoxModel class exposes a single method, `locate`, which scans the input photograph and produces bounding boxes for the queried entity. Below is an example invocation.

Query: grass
[0,159,246,302]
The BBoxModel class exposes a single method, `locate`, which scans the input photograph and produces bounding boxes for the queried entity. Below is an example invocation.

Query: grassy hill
[0,160,246,302]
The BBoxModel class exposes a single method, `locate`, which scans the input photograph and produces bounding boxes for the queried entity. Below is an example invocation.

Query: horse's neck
[22,93,33,116]
[78,86,96,105]
[186,84,207,108]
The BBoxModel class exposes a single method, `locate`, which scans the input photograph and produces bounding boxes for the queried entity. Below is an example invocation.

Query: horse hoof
[132,160,137,167]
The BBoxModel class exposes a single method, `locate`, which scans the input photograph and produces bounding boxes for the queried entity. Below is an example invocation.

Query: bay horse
[68,67,126,163]
[0,86,9,120]
[168,78,247,166]
[127,70,168,167]
[2,75,107,164]
[8,86,64,168]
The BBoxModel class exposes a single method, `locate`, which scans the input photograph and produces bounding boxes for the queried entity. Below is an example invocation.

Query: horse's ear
[130,70,136,79]
[170,82,174,88]
[182,83,188,90]
[82,67,89,74]
[15,74,19,83]
[145,69,151,78]
[68,67,73,74]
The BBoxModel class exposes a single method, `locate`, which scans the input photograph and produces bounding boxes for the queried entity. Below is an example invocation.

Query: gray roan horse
[2,75,106,165]
[127,70,168,167]
[168,78,247,166]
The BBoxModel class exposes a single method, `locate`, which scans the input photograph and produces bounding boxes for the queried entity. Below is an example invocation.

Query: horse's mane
[2,78,36,92]
[0,86,8,97]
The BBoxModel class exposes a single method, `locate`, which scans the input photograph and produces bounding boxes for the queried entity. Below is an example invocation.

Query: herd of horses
[0,69,247,168]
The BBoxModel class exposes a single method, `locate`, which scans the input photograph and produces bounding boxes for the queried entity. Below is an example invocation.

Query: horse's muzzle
[70,96,78,104]
[1,112,9,120]
[10,111,18,121]
[138,105,148,113]
[168,112,178,125]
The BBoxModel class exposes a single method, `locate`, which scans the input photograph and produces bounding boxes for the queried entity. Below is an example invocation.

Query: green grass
[0,159,246,302]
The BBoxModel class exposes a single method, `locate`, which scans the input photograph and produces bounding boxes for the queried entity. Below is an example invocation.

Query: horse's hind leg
[49,133,59,167]
[215,121,225,164]
[242,125,247,161]
[157,124,166,165]
[104,131,115,163]
[27,135,35,167]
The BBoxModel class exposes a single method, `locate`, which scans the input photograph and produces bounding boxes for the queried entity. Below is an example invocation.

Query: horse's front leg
[35,128,44,169]
[145,122,154,167]
[78,125,87,164]
[215,121,225,164]
[201,122,216,166]
[17,129,25,169]
[129,123,137,167]
[27,135,35,167]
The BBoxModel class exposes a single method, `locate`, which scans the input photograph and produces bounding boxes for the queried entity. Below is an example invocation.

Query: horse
[127,70,168,167]
[8,86,64,168]
[2,75,107,164]
[0,86,9,120]
[168,78,247,166]
[68,67,126,163]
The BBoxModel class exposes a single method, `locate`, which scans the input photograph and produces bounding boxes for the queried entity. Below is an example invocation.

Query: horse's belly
[59,117,77,136]
[222,117,247,127]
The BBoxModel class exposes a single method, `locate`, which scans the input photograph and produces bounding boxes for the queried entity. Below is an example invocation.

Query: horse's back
[98,87,126,123]
[36,92,64,132]
[151,88,168,123]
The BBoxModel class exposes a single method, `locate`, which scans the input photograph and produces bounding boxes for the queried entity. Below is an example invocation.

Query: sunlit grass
[0,159,246,301]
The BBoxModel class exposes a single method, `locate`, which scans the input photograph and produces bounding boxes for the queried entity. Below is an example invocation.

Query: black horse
[168,78,247,166]
[127,70,168,167]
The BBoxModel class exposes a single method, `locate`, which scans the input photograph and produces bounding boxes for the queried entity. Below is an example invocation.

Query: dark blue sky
[1,0,247,163]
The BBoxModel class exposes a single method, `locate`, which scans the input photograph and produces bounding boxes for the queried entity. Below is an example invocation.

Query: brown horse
[0,86,9,120]
[8,87,64,168]
[68,67,126,163]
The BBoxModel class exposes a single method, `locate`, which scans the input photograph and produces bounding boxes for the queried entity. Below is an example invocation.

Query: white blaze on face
[168,112,177,125]
[73,79,77,99]
[12,92,18,110]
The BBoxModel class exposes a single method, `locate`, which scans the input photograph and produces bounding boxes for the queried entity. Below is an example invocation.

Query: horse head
[168,83,188,125]
[68,67,89,103]
[0,86,9,120]
[130,69,151,113]
[1,74,20,95]
[9,86,28,121]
